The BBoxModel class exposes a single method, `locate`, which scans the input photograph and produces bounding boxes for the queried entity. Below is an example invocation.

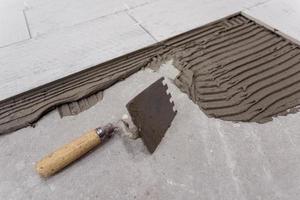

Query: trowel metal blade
[126,77,177,153]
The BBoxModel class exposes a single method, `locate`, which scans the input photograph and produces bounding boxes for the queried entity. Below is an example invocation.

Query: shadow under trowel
[120,135,151,160]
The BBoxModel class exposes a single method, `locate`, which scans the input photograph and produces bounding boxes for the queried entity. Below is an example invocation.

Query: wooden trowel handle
[36,124,115,177]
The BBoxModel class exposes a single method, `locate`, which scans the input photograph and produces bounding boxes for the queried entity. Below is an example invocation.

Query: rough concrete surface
[1,63,300,199]
[2,0,300,199]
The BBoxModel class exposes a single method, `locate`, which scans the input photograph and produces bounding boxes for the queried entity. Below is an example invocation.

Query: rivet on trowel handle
[35,123,115,178]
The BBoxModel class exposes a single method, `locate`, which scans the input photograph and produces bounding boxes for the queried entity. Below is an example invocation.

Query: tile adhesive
[1,13,300,134]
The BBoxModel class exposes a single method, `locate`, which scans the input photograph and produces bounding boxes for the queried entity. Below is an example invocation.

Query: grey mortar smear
[1,13,300,134]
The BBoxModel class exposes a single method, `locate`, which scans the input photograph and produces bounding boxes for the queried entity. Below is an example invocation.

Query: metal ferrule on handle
[95,123,115,141]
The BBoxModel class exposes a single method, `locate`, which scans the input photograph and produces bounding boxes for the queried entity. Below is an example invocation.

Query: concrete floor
[2,0,300,199]
[1,62,300,199]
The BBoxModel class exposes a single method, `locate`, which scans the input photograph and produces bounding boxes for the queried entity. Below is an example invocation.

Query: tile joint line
[125,11,158,42]
[23,9,32,39]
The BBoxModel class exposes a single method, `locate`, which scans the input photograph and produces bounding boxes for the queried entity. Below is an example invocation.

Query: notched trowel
[36,77,177,177]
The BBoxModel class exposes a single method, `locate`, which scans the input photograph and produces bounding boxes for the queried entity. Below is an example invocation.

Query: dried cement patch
[2,13,300,134]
